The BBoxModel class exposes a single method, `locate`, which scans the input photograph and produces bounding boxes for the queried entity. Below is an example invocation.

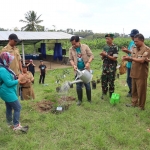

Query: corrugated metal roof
[0,31,73,46]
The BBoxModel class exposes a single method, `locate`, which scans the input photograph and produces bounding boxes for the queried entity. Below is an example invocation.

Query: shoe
[101,94,106,100]
[139,107,145,110]
[13,124,23,131]
[13,124,29,132]
[126,93,132,97]
[126,104,138,107]
[109,92,113,98]
[147,129,150,132]
[126,104,133,107]
[7,121,13,128]
[21,126,29,132]
[88,100,92,103]
[77,101,82,106]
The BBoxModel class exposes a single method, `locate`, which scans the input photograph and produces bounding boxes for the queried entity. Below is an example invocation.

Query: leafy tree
[0,28,7,31]
[20,11,43,31]
[14,27,20,31]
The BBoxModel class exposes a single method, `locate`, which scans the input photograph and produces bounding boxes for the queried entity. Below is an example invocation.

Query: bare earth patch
[36,100,54,112]
[58,96,76,103]
[35,96,76,113]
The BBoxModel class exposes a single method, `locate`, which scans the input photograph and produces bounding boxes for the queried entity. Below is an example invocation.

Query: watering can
[68,69,93,86]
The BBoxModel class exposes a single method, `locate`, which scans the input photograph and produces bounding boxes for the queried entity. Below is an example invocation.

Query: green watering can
[110,93,120,104]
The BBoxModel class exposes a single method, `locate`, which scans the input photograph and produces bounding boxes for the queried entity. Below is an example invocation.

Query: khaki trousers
[22,87,35,100]
[132,78,147,109]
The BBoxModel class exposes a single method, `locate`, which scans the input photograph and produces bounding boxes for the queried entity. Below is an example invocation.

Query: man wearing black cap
[100,34,118,99]
[122,29,139,97]
[1,33,22,75]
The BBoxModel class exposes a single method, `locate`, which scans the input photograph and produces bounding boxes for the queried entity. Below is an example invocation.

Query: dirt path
[30,60,71,72]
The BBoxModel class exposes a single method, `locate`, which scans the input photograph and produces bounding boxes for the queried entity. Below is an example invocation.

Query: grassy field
[0,50,150,150]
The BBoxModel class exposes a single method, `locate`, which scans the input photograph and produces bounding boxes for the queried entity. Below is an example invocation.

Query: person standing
[1,33,22,75]
[100,34,118,99]
[39,60,46,84]
[69,36,94,105]
[122,29,139,97]
[27,59,35,76]
[123,34,150,110]
[0,52,28,131]
[20,65,35,100]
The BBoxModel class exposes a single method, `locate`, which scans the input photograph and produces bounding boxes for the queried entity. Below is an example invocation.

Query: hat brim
[105,34,114,38]
[14,39,20,42]
[129,34,136,37]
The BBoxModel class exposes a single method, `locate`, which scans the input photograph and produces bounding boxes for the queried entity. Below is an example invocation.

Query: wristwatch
[130,57,132,61]
[106,53,108,58]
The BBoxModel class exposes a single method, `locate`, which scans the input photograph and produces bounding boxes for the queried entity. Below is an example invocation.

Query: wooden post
[34,43,36,53]
[22,41,25,65]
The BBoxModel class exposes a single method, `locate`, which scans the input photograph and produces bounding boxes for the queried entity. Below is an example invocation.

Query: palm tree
[20,11,44,31]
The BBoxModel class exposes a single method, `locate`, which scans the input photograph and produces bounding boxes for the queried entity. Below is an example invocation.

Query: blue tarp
[53,43,63,61]
[24,54,39,60]
[38,48,41,53]
[41,43,46,59]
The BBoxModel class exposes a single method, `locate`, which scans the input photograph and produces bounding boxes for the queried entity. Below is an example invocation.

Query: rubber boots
[76,89,83,106]
[86,89,91,102]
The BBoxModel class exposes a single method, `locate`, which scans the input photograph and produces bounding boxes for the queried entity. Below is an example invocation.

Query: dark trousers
[76,82,91,101]
[126,68,132,93]
[39,73,45,84]
[31,72,35,84]
[31,71,34,77]
[75,72,91,101]
[101,70,115,94]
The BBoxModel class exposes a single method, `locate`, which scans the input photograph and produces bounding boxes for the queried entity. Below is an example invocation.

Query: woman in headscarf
[0,52,28,131]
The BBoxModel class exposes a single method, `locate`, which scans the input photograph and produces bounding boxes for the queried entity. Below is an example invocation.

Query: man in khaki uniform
[20,65,35,100]
[123,33,150,110]
[1,34,22,75]
[69,36,94,105]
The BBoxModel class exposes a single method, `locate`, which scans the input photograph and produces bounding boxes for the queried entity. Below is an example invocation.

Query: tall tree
[20,11,43,31]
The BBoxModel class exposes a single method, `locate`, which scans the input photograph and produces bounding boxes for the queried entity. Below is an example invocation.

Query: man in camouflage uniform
[100,34,118,99]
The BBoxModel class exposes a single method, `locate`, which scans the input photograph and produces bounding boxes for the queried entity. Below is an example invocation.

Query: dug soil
[36,96,76,113]
[58,96,76,103]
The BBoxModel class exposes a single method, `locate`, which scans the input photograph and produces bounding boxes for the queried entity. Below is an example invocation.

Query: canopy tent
[0,31,73,64]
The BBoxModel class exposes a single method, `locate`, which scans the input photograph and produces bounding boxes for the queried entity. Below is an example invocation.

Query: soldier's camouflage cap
[105,34,114,38]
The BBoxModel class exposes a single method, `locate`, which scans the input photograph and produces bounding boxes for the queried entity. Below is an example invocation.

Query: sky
[1,0,150,37]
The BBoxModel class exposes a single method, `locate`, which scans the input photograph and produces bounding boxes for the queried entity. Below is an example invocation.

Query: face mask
[3,59,7,66]
[9,55,14,64]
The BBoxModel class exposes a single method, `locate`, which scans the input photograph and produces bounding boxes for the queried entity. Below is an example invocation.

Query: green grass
[1,50,150,150]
